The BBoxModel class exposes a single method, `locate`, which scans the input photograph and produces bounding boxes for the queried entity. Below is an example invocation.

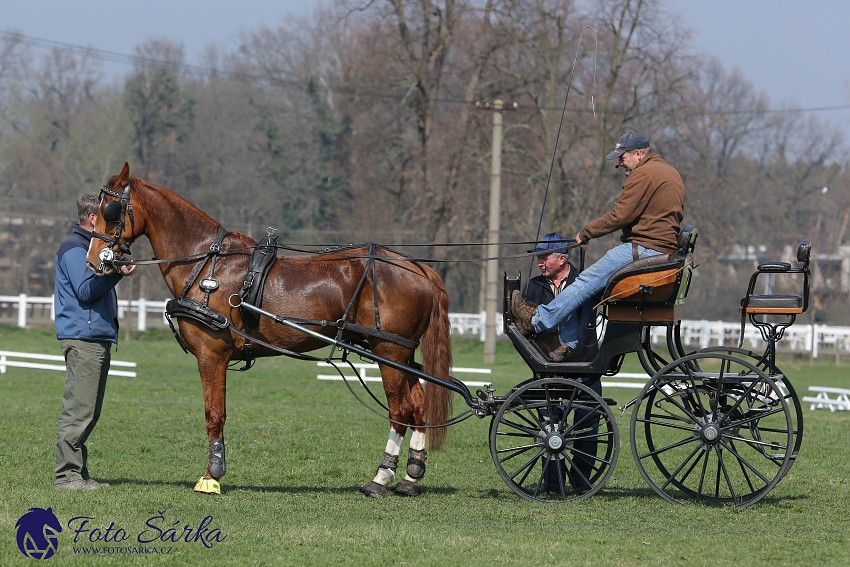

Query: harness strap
[334,246,378,346]
[239,230,279,328]
[371,243,381,330]
[335,321,419,350]
[178,227,229,301]
[270,314,419,350]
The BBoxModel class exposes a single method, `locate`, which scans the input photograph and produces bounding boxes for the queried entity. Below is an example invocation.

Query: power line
[3,29,850,117]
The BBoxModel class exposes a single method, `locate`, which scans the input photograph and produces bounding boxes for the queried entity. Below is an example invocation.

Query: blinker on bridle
[91,184,134,269]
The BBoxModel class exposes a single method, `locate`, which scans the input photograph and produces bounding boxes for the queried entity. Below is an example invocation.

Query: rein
[110,239,583,268]
[92,177,580,269]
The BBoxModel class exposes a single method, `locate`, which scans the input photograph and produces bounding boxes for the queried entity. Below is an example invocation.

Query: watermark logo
[14,507,226,558]
[15,507,63,560]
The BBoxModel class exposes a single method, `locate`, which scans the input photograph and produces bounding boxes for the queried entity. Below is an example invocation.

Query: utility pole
[476,99,517,364]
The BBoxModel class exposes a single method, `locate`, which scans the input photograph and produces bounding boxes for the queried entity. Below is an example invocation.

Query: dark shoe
[510,290,537,336]
[55,479,99,491]
[549,345,573,362]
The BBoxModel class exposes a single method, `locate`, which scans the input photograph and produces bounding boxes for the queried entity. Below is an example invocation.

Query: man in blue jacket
[54,193,135,490]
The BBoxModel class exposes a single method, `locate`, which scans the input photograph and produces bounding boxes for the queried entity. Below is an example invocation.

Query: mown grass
[0,324,848,565]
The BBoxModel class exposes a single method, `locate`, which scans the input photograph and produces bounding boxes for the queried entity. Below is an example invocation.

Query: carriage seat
[737,240,811,349]
[739,241,811,317]
[600,225,697,322]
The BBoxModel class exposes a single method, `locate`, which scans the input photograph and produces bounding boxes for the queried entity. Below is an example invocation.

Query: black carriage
[491,226,812,509]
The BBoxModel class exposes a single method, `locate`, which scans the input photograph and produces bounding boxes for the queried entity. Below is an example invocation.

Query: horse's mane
[130,177,223,229]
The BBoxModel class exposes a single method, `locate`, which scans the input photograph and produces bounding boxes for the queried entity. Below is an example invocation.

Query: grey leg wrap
[379,452,399,474]
[208,437,226,478]
[360,452,399,499]
[394,448,427,497]
[406,448,427,480]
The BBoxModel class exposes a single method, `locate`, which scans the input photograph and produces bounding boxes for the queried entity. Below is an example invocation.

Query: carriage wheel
[489,378,619,503]
[694,346,803,475]
[630,352,793,509]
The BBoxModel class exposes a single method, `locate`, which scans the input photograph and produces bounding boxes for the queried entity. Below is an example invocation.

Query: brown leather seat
[600,226,697,322]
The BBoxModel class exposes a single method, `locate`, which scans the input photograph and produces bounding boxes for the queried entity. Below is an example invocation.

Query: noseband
[91,184,134,269]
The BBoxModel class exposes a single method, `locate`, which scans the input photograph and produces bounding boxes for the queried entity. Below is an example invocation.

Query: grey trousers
[55,339,111,484]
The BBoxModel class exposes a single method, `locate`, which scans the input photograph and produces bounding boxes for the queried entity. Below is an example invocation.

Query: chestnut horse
[86,163,452,498]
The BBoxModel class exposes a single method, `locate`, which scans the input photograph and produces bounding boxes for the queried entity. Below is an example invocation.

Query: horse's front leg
[193,353,228,494]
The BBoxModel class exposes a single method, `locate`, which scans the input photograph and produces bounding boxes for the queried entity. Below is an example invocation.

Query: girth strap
[239,230,279,327]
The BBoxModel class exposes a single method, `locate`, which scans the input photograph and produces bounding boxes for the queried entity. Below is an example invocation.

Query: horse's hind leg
[394,427,427,496]
[394,377,428,496]
[360,362,425,498]
[360,427,403,498]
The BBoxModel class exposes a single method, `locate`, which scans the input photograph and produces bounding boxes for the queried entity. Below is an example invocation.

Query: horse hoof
[360,481,388,499]
[394,480,421,497]
[193,477,221,494]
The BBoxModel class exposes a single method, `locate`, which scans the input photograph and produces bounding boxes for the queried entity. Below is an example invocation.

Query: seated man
[522,232,597,363]
[512,130,686,361]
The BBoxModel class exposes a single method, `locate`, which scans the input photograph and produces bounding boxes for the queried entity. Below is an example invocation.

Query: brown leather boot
[549,345,573,363]
[510,290,537,336]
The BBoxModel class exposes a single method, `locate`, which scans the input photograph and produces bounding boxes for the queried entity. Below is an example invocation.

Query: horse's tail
[422,268,453,450]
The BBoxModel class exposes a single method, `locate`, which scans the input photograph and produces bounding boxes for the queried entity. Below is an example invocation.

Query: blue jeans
[532,243,663,348]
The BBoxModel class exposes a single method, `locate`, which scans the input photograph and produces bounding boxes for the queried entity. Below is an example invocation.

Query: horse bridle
[91,184,135,270]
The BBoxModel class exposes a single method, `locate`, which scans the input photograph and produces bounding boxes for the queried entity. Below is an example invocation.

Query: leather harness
[164,234,420,369]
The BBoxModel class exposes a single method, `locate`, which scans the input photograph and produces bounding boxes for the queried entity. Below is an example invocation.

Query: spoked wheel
[489,378,619,503]
[630,352,793,509]
[694,346,803,475]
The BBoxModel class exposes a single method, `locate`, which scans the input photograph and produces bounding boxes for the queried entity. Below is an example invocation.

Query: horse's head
[86,162,143,275]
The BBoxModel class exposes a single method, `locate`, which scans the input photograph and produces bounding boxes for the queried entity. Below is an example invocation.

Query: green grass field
[1,324,848,565]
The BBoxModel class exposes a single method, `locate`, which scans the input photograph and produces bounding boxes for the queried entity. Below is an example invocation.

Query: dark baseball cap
[605,130,649,160]
[528,232,570,255]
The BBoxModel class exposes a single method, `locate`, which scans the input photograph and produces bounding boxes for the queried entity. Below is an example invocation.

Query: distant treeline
[1,0,847,321]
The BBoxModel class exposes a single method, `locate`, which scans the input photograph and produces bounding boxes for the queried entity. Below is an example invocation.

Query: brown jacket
[578,151,685,253]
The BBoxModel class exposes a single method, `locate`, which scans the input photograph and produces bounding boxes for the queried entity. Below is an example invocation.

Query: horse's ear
[118,162,130,185]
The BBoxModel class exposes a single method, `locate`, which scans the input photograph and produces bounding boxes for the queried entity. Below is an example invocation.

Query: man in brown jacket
[512,130,685,361]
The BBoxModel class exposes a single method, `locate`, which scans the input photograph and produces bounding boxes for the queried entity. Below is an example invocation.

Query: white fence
[802,386,850,411]
[446,311,850,359]
[0,294,169,331]
[3,294,849,358]
[0,350,137,377]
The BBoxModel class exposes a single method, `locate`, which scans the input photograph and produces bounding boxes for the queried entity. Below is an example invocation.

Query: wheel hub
[545,432,565,451]
[700,423,721,443]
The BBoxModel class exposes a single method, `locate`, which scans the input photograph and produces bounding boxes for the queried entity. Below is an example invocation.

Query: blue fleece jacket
[54,225,123,343]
